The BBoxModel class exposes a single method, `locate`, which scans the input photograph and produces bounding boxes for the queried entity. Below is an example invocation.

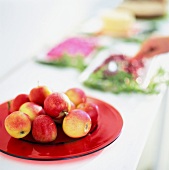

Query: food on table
[29,85,52,106]
[4,86,99,142]
[47,37,97,60]
[83,54,150,94]
[19,102,45,121]
[101,9,136,37]
[10,94,30,112]
[32,115,57,143]
[65,87,87,106]
[44,92,71,118]
[62,109,92,138]
[118,1,167,18]
[37,36,99,71]
[4,111,31,138]
[77,102,99,132]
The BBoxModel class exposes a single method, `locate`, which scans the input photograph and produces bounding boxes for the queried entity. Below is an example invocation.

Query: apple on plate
[62,109,91,138]
[10,94,30,112]
[19,102,45,121]
[65,88,87,106]
[29,85,52,106]
[4,111,31,138]
[44,92,71,119]
[51,101,75,124]
[32,115,57,143]
[77,102,99,132]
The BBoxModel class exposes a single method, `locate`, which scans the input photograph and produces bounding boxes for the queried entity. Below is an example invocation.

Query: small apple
[4,111,31,138]
[62,109,91,138]
[77,102,99,132]
[32,115,57,143]
[10,94,30,112]
[44,92,71,118]
[65,88,87,106]
[29,85,52,106]
[19,102,45,121]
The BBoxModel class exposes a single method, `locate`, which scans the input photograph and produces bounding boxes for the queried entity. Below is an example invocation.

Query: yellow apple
[65,88,87,106]
[77,102,99,132]
[19,102,45,121]
[62,109,91,138]
[4,111,31,138]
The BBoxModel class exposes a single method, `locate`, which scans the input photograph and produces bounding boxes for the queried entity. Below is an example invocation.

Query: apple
[4,111,31,138]
[32,115,57,143]
[77,102,99,132]
[10,94,30,112]
[29,85,52,106]
[70,101,76,111]
[44,92,71,118]
[65,88,87,106]
[62,109,91,138]
[19,102,45,121]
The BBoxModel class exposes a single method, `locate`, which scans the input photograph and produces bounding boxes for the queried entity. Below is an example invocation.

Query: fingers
[133,52,144,60]
[133,50,154,60]
[132,35,169,61]
[133,39,157,60]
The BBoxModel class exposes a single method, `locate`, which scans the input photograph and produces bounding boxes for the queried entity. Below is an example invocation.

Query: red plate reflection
[0,97,123,161]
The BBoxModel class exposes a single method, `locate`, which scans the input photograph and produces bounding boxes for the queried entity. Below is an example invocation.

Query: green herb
[83,68,169,94]
[36,54,87,71]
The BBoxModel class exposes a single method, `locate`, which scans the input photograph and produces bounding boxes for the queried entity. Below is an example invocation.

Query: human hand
[133,36,169,60]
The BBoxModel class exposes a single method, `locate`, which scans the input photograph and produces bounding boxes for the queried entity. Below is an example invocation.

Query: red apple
[10,94,30,112]
[4,111,31,138]
[29,85,52,106]
[77,102,99,132]
[44,92,71,118]
[65,88,87,106]
[62,109,91,138]
[32,115,57,143]
[19,102,45,121]
[50,101,75,124]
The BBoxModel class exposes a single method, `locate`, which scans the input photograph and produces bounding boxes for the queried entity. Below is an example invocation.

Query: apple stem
[63,111,68,116]
[7,101,11,111]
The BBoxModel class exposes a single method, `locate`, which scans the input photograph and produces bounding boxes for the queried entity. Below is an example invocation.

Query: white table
[0,54,168,170]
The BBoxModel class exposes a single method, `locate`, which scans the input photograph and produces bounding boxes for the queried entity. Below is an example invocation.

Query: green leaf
[83,68,169,94]
[36,54,87,71]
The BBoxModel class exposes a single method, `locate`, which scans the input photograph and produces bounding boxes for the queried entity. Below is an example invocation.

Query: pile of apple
[4,86,99,143]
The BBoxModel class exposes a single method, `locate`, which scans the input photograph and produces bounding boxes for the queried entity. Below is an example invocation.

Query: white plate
[79,44,155,90]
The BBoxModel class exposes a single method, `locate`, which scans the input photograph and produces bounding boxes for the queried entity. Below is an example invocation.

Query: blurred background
[0,0,122,80]
[0,0,168,169]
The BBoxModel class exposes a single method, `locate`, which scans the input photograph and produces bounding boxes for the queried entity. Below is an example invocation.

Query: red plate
[0,97,123,161]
